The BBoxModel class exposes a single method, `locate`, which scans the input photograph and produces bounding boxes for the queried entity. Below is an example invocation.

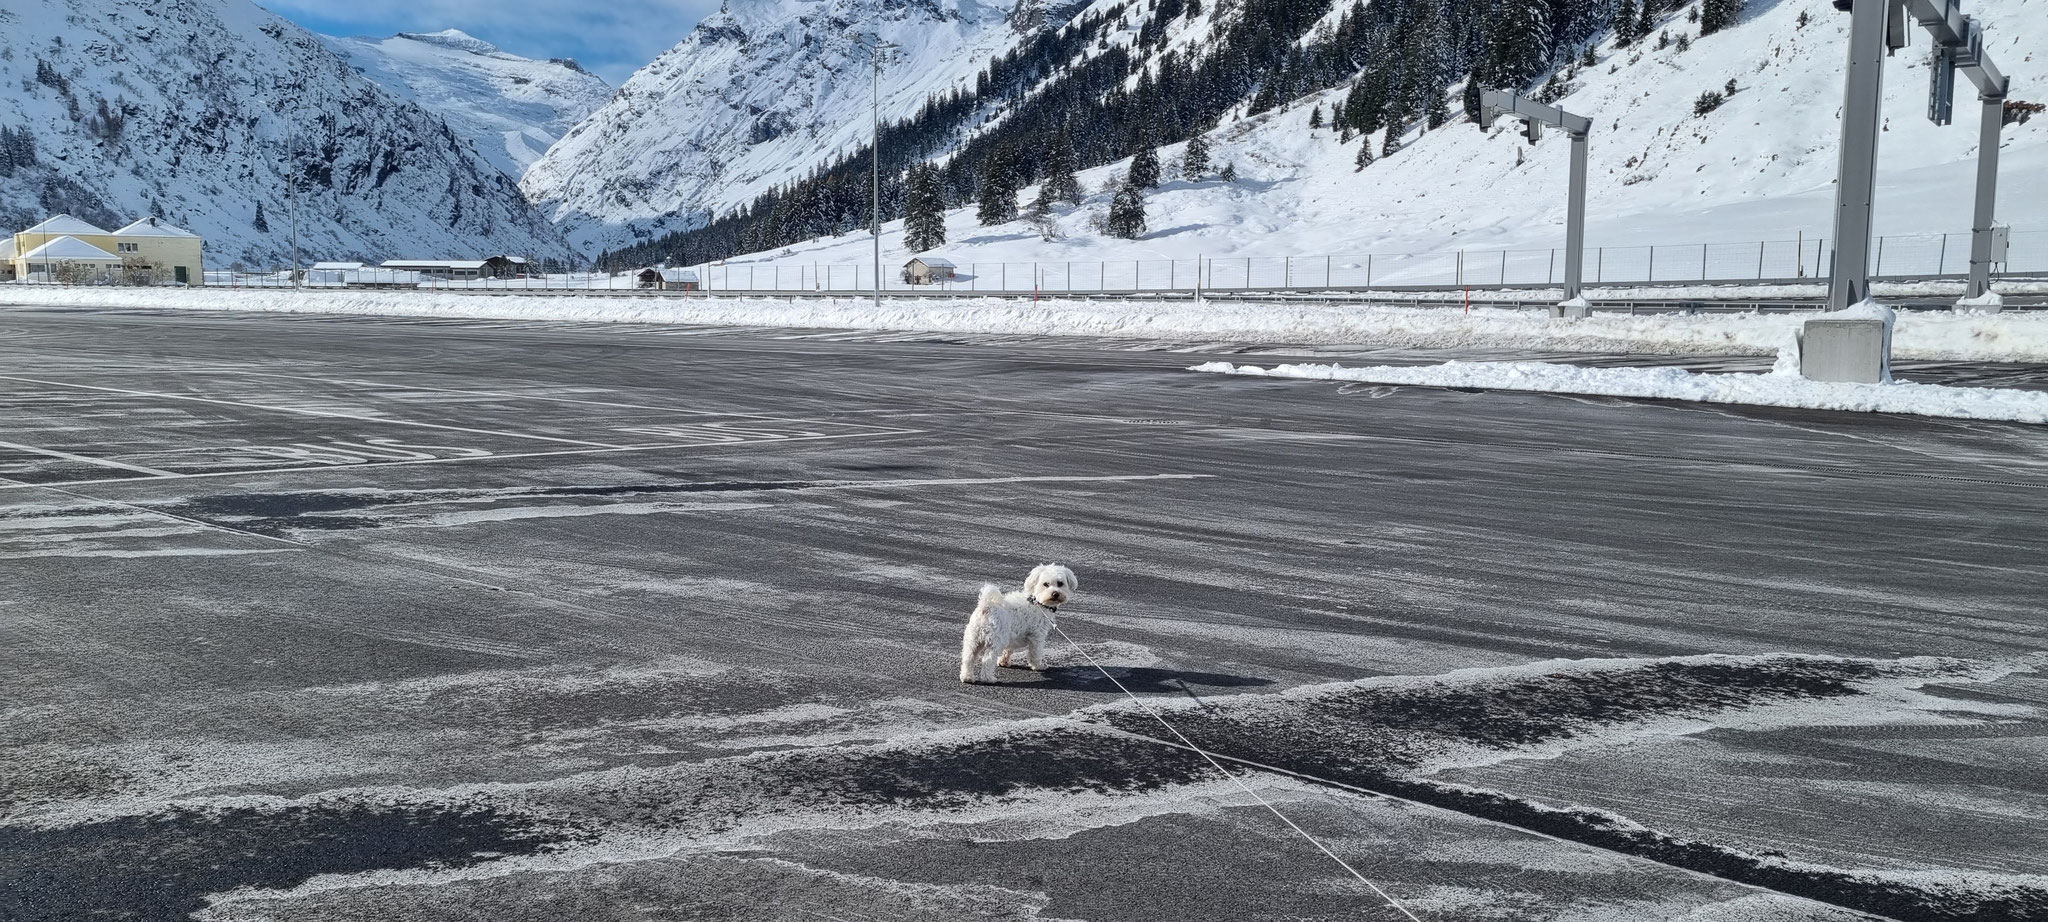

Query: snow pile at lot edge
[6,286,2048,362]
[1191,360,2048,423]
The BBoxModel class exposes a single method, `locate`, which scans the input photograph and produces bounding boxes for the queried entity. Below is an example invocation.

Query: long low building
[381,255,528,280]
[3,214,204,284]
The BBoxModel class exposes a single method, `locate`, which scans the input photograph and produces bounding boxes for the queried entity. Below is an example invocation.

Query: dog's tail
[976,583,1004,611]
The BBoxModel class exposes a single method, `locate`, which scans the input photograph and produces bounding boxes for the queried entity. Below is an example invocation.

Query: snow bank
[1956,290,2006,314]
[1191,360,2048,424]
[8,286,2048,362]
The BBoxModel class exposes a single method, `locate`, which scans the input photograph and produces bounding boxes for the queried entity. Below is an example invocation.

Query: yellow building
[7,214,205,285]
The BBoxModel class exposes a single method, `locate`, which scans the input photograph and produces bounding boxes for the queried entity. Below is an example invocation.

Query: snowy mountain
[521,0,1086,253]
[0,0,579,267]
[620,0,2048,282]
[325,30,613,180]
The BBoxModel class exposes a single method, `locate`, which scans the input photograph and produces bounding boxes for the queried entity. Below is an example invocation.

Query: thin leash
[1051,620,1425,922]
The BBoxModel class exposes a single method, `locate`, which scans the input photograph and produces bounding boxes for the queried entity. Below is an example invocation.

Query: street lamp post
[287,136,300,290]
[872,46,883,311]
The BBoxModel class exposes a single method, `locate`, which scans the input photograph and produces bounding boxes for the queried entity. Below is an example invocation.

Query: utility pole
[287,135,300,290]
[872,46,882,311]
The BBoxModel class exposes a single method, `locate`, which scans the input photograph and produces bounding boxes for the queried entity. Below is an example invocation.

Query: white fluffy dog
[958,564,1078,684]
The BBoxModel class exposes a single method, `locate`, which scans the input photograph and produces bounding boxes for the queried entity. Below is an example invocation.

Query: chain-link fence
[188,230,2043,293]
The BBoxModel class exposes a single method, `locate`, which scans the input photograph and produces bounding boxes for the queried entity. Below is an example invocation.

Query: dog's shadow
[1015,664,1274,694]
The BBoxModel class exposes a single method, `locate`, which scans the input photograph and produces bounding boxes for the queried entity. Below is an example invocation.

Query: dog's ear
[1061,567,1077,591]
[1025,564,1048,592]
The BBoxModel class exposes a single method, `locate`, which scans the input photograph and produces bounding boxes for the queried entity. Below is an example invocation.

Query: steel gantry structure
[1477,90,1593,311]
[1828,0,2010,311]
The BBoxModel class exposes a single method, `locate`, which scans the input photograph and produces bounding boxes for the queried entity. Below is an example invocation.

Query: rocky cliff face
[0,0,579,266]
[520,0,1077,253]
[325,29,612,181]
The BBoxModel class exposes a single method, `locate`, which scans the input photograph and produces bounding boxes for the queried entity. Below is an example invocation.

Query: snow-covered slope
[521,0,1085,253]
[707,0,2048,281]
[0,0,578,267]
[325,30,612,179]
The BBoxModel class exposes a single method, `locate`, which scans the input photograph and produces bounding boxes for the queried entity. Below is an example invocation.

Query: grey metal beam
[1826,0,1891,311]
[1476,90,1592,135]
[1908,0,2006,112]
[1898,0,2009,300]
[1565,131,1588,301]
[1967,92,2004,298]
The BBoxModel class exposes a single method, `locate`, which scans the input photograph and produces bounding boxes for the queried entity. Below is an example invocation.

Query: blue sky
[263,0,719,84]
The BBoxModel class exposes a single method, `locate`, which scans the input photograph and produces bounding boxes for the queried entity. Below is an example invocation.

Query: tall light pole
[287,134,301,290]
[871,45,883,310]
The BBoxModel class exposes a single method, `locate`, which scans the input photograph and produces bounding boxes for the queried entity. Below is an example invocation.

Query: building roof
[0,238,15,260]
[382,259,489,269]
[311,261,365,271]
[911,256,956,268]
[21,236,121,260]
[638,267,699,281]
[22,214,112,237]
[344,269,424,282]
[114,217,200,238]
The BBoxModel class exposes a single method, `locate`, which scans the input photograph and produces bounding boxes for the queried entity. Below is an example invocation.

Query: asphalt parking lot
[1,304,2044,922]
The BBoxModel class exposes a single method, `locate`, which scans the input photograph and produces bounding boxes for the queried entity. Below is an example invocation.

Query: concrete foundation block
[1550,301,1592,320]
[1799,317,1892,384]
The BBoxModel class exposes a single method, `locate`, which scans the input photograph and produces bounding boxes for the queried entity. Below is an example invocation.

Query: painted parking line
[0,374,630,449]
[208,370,800,420]
[0,427,931,492]
[0,438,177,477]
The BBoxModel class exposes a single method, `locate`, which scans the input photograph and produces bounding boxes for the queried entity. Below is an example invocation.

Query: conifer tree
[1699,0,1742,35]
[1043,124,1082,204]
[904,164,947,252]
[1425,86,1451,129]
[253,202,269,234]
[1180,132,1211,178]
[1394,0,1449,131]
[1107,181,1147,239]
[1615,0,1640,44]
[1028,181,1062,240]
[1354,140,1375,171]
[1309,105,1323,130]
[1219,162,1236,182]
[1478,0,1553,90]
[1128,138,1162,188]
[976,147,1018,225]
[1347,68,1391,135]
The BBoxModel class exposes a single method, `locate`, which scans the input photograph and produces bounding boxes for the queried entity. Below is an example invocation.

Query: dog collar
[1033,600,1059,614]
